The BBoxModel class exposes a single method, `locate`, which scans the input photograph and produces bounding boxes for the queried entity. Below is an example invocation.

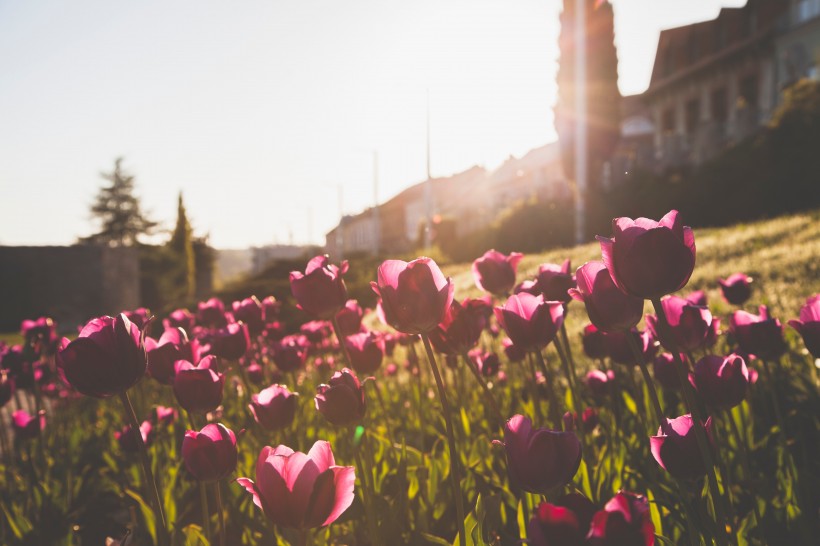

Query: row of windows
[660,74,759,133]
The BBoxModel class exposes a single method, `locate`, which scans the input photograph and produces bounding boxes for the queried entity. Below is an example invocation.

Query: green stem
[460,352,505,427]
[624,332,666,432]
[118,391,168,546]
[532,350,562,429]
[726,410,763,531]
[525,353,545,425]
[331,317,354,370]
[215,480,225,546]
[200,482,211,543]
[420,333,466,546]
[651,298,730,546]
[353,435,381,546]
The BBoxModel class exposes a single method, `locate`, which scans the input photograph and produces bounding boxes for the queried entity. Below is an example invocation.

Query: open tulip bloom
[182,423,237,482]
[494,293,564,351]
[289,255,349,320]
[237,441,355,530]
[472,249,523,296]
[789,294,820,358]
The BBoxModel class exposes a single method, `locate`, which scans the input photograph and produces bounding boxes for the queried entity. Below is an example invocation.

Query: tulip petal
[323,465,355,526]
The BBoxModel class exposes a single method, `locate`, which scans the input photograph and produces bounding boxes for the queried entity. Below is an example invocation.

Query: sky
[0,0,747,248]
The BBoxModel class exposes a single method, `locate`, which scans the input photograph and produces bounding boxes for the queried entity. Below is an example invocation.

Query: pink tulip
[494,293,564,351]
[249,384,298,431]
[197,298,227,328]
[163,308,195,333]
[335,300,364,336]
[472,249,523,296]
[585,369,615,402]
[272,335,309,373]
[691,354,749,410]
[344,331,384,375]
[237,441,355,529]
[730,306,787,360]
[232,296,265,336]
[603,328,657,366]
[57,314,146,398]
[372,258,454,335]
[598,210,696,300]
[182,423,237,482]
[645,295,714,352]
[146,327,195,385]
[570,261,643,332]
[173,356,224,414]
[315,368,366,427]
[203,322,250,361]
[718,273,753,305]
[536,259,575,304]
[788,294,820,358]
[115,420,153,453]
[11,409,45,441]
[581,324,608,360]
[428,299,486,356]
[528,493,596,546]
[651,414,714,481]
[587,491,654,546]
[290,255,349,319]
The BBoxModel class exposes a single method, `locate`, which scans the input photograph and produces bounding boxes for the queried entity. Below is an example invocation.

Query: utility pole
[424,88,433,249]
[574,0,588,245]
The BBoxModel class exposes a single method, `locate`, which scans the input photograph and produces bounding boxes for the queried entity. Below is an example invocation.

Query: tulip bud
[272,335,309,373]
[587,491,654,546]
[182,423,237,482]
[501,414,581,494]
[472,249,524,296]
[290,255,349,319]
[336,300,364,336]
[718,273,753,305]
[344,331,385,375]
[645,296,714,352]
[528,493,596,546]
[730,306,787,360]
[691,354,749,410]
[315,368,366,427]
[116,420,153,453]
[11,409,45,441]
[570,261,643,332]
[428,299,485,355]
[249,384,298,431]
[173,356,225,414]
[232,296,265,336]
[603,328,657,365]
[146,327,193,385]
[494,294,564,352]
[204,322,250,361]
[536,259,575,304]
[585,369,615,402]
[163,308,195,333]
[372,258,454,335]
[651,414,714,481]
[581,324,608,360]
[197,298,227,328]
[597,210,696,300]
[57,314,146,398]
[652,353,685,391]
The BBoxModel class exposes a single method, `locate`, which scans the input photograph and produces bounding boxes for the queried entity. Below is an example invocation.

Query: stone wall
[0,245,140,333]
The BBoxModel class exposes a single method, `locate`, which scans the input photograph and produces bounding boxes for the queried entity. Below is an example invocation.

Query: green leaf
[517,498,527,542]
[125,488,156,541]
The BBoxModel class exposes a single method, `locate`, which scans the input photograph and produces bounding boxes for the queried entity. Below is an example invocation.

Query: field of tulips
[1,209,818,546]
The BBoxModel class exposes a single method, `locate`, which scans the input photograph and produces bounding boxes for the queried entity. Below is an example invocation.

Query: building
[775,0,820,89]
[642,0,789,170]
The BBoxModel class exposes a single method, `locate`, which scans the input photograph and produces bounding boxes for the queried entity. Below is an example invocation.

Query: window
[739,74,759,108]
[711,87,728,123]
[685,99,700,134]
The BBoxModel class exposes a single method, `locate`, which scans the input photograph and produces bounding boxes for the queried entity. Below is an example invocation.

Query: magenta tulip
[249,384,298,431]
[344,331,384,375]
[116,420,154,453]
[585,369,615,402]
[336,300,364,336]
[153,405,178,426]
[182,423,237,482]
[494,293,564,351]
[237,441,355,529]
[718,273,753,305]
[163,308,195,333]
[691,354,749,410]
[598,210,695,300]
[272,335,309,373]
[581,324,608,360]
[146,327,193,385]
[651,414,714,481]
[290,255,349,319]
[587,491,654,546]
[56,314,146,398]
[729,306,787,360]
[315,368,366,427]
[173,356,224,414]
[789,294,820,358]
[570,261,643,332]
[203,322,250,361]
[536,259,575,304]
[500,414,581,494]
[11,409,45,441]
[300,320,331,343]
[428,299,485,355]
[123,307,151,331]
[197,298,227,328]
[261,295,281,320]
[502,337,527,363]
[652,353,686,391]
[372,257,454,335]
[472,249,523,296]
[645,295,714,352]
[603,328,657,366]
[528,493,596,546]
[232,296,265,336]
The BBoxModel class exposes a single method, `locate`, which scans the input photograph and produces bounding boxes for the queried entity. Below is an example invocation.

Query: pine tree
[81,158,157,246]
[555,0,621,235]
[168,192,196,300]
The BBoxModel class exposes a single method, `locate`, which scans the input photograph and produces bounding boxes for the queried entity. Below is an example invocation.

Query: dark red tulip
[585,369,615,402]
[537,259,575,304]
[204,322,250,361]
[729,306,787,360]
[249,384,298,431]
[428,299,485,355]
[652,353,685,391]
[494,294,564,352]
[146,327,193,385]
[570,261,643,332]
[272,335,309,373]
[116,420,153,453]
[232,296,265,336]
[651,414,714,481]
[587,491,654,546]
[603,328,657,366]
[598,210,696,300]
[237,441,355,530]
[290,255,349,319]
[336,300,364,336]
[173,356,224,414]
[197,298,227,328]
[581,324,608,360]
[344,331,384,375]
[163,308,195,333]
[789,294,820,358]
[182,423,237,482]
[11,409,45,441]
[645,295,714,352]
[56,314,146,398]
[718,273,753,305]
[500,414,581,494]
[472,249,523,296]
[372,258,454,335]
[691,354,749,410]
[315,368,366,427]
